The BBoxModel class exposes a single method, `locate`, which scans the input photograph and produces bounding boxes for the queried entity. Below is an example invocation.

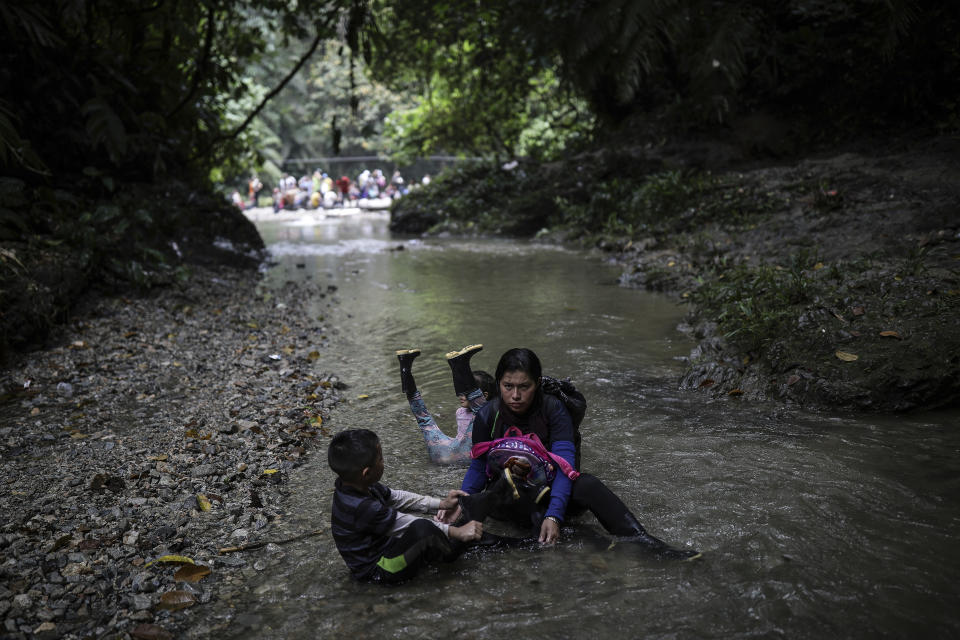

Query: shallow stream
[222,210,959,639]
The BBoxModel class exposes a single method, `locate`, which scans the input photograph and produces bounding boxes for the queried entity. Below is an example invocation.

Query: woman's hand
[539,517,560,544]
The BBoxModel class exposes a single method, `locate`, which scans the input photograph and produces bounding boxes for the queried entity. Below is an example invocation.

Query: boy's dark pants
[368,519,463,584]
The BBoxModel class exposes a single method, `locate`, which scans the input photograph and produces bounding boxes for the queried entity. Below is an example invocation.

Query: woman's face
[499,370,537,415]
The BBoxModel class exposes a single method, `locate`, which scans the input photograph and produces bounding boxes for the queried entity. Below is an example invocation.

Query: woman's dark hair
[473,370,496,398]
[494,348,542,384]
[328,428,379,480]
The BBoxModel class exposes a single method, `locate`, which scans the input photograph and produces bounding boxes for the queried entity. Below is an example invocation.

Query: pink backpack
[470,426,580,486]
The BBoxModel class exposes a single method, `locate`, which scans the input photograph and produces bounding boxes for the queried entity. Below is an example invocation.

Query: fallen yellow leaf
[196,494,211,512]
[262,469,279,475]
[144,555,194,568]
[879,330,902,339]
[835,350,859,362]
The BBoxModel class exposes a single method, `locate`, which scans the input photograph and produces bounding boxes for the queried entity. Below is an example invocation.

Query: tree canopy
[3,0,958,187]
[363,0,959,156]
[1,0,958,357]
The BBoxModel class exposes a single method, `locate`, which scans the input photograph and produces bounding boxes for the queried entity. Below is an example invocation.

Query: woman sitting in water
[396,344,494,465]
[443,347,700,559]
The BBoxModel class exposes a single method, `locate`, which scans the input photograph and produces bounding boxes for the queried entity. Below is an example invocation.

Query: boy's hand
[435,504,461,524]
[436,489,467,522]
[449,520,483,542]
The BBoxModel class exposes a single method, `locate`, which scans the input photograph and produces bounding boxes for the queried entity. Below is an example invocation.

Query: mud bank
[613,140,960,411]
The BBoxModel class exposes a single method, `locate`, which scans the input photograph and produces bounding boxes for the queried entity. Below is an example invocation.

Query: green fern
[81,98,128,164]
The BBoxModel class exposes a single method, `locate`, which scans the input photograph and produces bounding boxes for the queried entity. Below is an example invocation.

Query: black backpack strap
[486,397,502,439]
[541,375,586,470]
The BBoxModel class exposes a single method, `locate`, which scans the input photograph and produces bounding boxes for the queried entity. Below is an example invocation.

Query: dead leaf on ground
[851,306,865,316]
[196,494,212,512]
[728,389,744,396]
[131,623,173,640]
[174,564,211,582]
[835,350,859,362]
[699,379,715,388]
[50,534,73,552]
[879,330,902,339]
[157,590,197,611]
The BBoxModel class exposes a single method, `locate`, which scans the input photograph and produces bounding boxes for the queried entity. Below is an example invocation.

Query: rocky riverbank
[617,139,960,410]
[0,265,345,640]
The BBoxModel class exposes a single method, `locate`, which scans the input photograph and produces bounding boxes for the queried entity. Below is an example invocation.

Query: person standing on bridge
[336,175,350,206]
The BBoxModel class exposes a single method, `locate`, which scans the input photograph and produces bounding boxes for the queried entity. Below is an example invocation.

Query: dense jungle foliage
[1,0,959,358]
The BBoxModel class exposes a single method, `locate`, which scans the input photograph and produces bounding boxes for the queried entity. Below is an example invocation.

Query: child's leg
[446,344,482,396]
[465,387,486,414]
[396,349,421,399]
[409,390,455,451]
[369,519,462,584]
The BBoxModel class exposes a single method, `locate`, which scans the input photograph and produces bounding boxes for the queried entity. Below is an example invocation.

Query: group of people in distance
[327,344,701,584]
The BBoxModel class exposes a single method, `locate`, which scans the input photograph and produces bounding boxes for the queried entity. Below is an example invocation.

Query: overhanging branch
[192,28,324,161]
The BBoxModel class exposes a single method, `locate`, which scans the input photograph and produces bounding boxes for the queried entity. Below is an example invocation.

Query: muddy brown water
[218,210,959,639]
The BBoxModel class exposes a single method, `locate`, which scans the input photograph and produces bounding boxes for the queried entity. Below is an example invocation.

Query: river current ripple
[218,211,960,639]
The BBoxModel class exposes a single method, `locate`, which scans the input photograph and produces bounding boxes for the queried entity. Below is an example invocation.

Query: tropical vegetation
[1,0,958,357]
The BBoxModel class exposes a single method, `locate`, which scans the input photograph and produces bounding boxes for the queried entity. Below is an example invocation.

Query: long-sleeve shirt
[331,479,448,579]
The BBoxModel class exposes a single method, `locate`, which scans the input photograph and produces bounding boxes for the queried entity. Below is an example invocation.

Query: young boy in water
[328,428,485,583]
